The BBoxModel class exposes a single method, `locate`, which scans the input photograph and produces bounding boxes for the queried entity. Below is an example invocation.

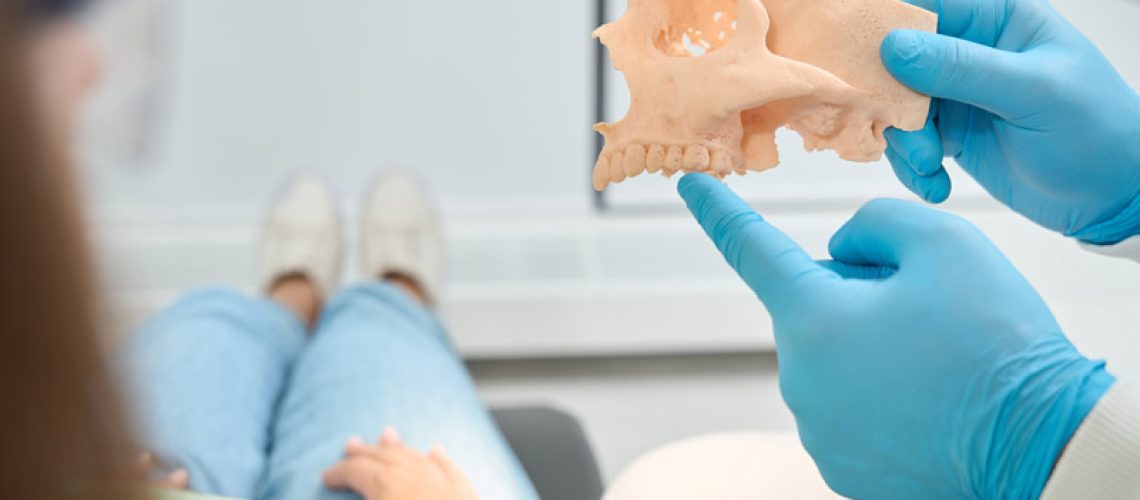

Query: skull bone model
[592,0,936,191]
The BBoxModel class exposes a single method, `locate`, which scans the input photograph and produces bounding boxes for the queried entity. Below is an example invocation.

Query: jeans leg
[260,283,538,500]
[117,287,307,498]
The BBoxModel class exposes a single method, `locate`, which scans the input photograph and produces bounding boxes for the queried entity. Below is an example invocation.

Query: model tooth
[683,146,711,171]
[609,151,626,183]
[646,145,666,173]
[623,144,647,177]
[593,156,610,191]
[664,146,684,173]
[711,150,733,175]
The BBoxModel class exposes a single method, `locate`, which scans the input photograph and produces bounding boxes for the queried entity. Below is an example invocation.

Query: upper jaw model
[592,0,937,191]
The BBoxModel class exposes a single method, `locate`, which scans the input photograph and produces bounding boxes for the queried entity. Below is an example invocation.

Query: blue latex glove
[880,0,1140,244]
[679,173,1116,499]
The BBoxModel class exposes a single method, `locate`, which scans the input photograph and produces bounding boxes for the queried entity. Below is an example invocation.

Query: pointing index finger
[678,174,834,306]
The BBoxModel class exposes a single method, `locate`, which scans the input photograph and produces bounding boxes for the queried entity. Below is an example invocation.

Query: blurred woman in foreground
[0,1,139,498]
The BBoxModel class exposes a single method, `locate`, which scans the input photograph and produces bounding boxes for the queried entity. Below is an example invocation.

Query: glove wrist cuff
[988,359,1116,499]
[1070,191,1140,245]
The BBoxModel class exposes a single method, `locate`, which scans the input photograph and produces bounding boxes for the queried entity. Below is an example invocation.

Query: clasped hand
[882,0,1140,244]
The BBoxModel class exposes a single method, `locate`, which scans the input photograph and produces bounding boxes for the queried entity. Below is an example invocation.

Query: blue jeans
[118,283,538,500]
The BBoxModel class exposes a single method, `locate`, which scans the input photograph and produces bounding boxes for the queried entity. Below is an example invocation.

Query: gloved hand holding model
[679,173,1115,498]
[881,0,1140,244]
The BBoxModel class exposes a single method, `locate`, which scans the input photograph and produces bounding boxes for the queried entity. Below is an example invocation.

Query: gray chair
[492,407,605,500]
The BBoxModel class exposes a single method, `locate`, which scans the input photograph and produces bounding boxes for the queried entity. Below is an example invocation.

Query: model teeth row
[593,144,737,190]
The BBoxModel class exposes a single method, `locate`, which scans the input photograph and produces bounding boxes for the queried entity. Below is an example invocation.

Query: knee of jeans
[327,283,438,323]
[148,286,264,327]
[172,285,253,310]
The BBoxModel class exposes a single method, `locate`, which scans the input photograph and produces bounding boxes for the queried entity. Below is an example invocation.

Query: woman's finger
[429,447,479,498]
[323,456,382,494]
[428,447,464,481]
[379,426,401,446]
[158,469,190,490]
[346,437,418,466]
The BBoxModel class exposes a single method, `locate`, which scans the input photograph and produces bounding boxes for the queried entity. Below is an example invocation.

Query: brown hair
[0,5,142,499]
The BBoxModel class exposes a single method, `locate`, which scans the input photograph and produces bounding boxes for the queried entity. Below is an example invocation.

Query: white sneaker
[360,173,443,304]
[259,177,342,300]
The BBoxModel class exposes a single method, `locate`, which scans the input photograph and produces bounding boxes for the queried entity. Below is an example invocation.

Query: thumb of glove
[881,29,1038,119]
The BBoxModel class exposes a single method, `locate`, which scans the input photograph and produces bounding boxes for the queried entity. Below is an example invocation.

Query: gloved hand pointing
[679,173,1115,498]
[881,0,1140,244]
